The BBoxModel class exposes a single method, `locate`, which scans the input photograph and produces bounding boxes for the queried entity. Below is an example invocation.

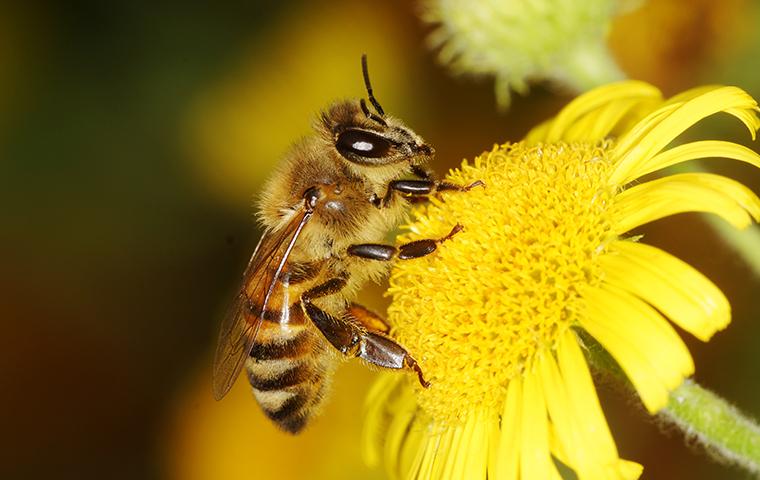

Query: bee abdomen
[247,327,334,434]
[248,364,314,391]
[253,386,310,421]
[249,363,330,434]
[248,327,312,360]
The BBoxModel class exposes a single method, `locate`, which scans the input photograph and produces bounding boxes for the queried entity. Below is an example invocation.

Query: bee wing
[212,207,314,400]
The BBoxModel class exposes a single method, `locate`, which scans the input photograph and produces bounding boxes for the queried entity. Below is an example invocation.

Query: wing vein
[212,206,314,400]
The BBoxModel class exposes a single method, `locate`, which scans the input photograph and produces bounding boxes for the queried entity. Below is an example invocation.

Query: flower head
[423,0,635,106]
[363,82,760,479]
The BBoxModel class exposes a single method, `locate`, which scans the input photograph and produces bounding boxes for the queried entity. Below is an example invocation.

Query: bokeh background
[2,1,760,479]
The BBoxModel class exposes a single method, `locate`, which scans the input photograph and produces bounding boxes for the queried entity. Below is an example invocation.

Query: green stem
[581,331,760,475]
[663,380,760,475]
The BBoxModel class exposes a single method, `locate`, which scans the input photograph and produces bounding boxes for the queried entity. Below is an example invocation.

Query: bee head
[320,55,434,168]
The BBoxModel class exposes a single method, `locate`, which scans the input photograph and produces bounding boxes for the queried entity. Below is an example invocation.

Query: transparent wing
[212,208,313,400]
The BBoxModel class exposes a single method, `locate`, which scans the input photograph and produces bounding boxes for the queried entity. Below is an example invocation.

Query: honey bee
[213,55,482,433]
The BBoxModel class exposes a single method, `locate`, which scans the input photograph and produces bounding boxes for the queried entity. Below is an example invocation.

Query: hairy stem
[663,380,760,475]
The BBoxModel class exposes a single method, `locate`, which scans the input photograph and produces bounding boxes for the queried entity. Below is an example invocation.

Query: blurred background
[2,0,759,479]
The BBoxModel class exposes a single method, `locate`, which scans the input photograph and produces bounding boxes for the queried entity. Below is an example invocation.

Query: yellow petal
[486,421,503,480]
[460,412,489,478]
[611,86,760,185]
[661,85,724,106]
[627,140,760,182]
[524,118,553,144]
[493,377,522,480]
[601,241,731,341]
[613,173,760,233]
[537,352,578,467]
[524,81,662,143]
[411,432,440,480]
[558,97,659,143]
[541,331,642,480]
[558,332,621,479]
[617,460,644,480]
[362,373,400,467]
[580,285,695,413]
[608,104,681,182]
[547,426,570,472]
[384,407,416,478]
[440,419,466,479]
[520,368,558,479]
[539,346,608,479]
[399,420,425,479]
[430,428,455,479]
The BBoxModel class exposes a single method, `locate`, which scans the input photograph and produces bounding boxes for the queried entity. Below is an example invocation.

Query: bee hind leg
[300,282,430,388]
[357,331,430,388]
[346,303,429,387]
[347,303,390,333]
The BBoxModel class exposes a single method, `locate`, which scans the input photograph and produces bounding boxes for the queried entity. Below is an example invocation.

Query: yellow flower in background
[363,82,760,479]
[423,0,639,106]
[608,0,751,94]
[164,363,383,480]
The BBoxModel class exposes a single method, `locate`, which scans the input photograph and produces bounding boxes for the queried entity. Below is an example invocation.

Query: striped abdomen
[245,302,337,433]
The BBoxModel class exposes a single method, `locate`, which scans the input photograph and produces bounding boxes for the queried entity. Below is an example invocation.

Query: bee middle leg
[300,280,429,387]
[347,223,463,261]
[371,166,484,208]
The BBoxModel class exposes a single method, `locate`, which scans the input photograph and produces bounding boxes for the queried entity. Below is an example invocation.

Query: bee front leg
[300,281,430,388]
[347,223,463,261]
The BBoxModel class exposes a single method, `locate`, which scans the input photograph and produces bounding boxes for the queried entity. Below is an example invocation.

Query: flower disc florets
[388,141,617,423]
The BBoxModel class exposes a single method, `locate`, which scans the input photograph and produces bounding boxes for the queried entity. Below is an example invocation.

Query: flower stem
[580,331,760,475]
[662,380,760,475]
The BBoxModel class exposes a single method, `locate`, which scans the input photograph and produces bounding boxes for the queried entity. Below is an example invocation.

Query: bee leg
[371,168,485,208]
[300,277,359,354]
[347,303,390,334]
[347,223,463,261]
[301,282,430,388]
[356,330,430,388]
[346,303,429,388]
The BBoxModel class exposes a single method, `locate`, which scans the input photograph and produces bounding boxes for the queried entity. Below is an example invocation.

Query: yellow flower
[363,82,760,479]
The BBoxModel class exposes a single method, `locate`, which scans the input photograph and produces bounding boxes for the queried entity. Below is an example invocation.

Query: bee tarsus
[300,276,428,388]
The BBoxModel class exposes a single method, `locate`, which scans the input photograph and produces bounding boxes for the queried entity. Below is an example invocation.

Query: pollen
[388,141,617,423]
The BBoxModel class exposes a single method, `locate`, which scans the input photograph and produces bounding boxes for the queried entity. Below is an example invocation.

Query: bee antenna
[360,98,388,127]
[361,54,385,117]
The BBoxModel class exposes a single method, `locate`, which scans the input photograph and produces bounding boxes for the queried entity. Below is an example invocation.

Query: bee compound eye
[336,129,393,160]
